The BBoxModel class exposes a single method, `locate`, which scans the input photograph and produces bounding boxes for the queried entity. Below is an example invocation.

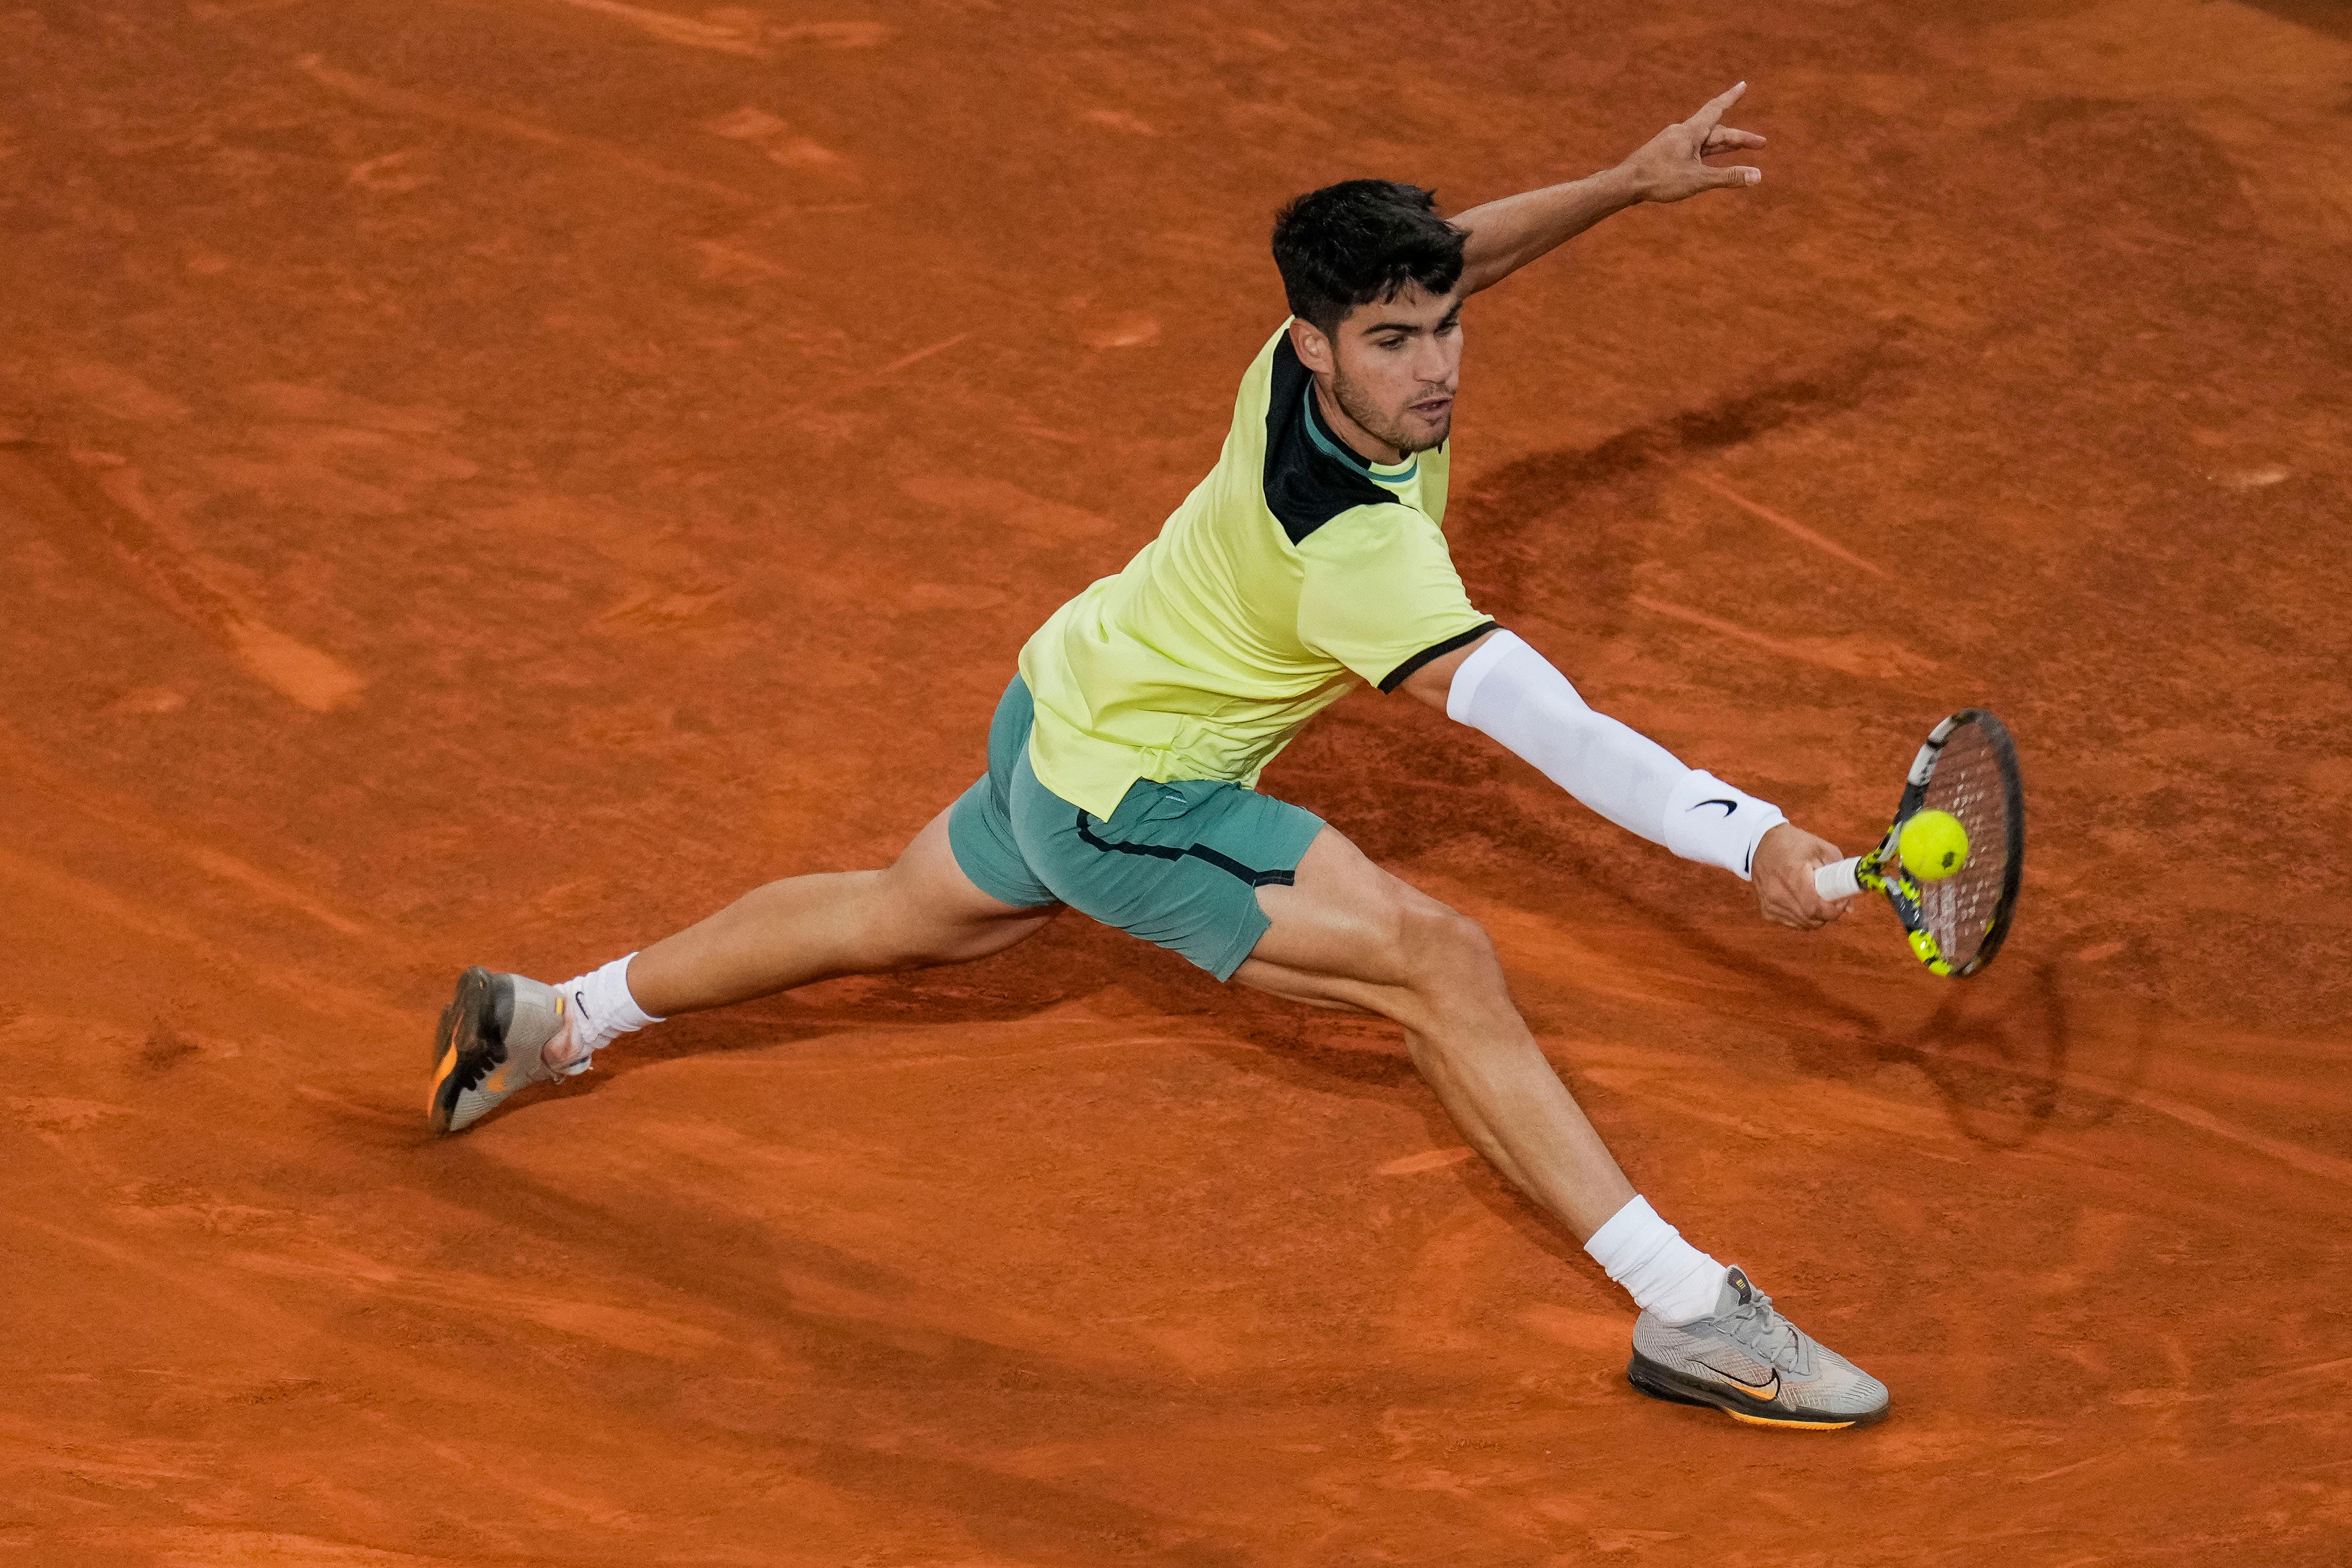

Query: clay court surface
[7,0,2352,1562]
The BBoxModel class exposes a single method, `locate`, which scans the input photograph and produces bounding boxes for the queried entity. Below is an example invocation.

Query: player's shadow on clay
[1448,341,1910,625]
[1613,887,2155,1153]
[1882,957,2151,1150]
[544,826,2145,1169]
[1578,843,2152,1153]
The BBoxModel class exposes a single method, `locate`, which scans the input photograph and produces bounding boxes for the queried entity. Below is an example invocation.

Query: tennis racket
[1813,709,2026,977]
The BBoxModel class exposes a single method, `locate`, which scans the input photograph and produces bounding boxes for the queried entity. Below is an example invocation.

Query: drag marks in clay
[538,0,889,61]
[0,441,367,712]
[297,55,763,210]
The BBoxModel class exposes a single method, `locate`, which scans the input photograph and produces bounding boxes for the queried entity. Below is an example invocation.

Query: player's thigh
[875,805,1061,964]
[1235,826,1503,1024]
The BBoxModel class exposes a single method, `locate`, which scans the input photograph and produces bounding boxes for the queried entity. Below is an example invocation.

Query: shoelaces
[1722,1283,1806,1373]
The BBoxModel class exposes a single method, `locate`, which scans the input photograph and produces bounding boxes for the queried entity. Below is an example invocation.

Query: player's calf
[428,808,1058,1130]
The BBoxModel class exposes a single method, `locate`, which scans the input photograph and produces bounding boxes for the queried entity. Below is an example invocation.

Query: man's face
[1299,284,1463,457]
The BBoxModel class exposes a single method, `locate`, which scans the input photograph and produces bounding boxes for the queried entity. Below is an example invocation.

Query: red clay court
[5,0,2351,1562]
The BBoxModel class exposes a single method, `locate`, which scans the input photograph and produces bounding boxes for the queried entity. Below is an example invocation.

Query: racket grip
[1815,857,1864,901]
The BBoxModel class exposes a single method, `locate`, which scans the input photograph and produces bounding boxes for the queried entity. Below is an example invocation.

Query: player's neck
[1311,376,1406,466]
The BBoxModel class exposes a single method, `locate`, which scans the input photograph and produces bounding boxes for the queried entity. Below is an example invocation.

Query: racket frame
[1834,708,2025,978]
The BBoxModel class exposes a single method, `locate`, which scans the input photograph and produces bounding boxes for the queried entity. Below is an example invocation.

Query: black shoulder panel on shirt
[1262,333,1396,545]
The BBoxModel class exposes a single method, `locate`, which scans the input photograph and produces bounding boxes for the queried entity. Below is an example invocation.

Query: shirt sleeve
[1295,501,1494,692]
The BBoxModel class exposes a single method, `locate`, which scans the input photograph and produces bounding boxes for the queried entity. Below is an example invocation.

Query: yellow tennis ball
[1898,809,1970,881]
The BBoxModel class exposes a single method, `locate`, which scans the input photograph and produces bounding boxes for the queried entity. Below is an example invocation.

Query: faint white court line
[296,55,762,209]
[541,0,769,57]
[1687,471,1890,580]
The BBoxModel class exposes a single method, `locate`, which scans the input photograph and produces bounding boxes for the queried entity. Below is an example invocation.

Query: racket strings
[1914,724,2009,968]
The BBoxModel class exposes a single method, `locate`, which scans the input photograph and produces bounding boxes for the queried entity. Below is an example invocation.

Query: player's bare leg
[431,808,1056,1132]
[1238,826,1888,1428]
[1236,827,1634,1237]
[615,806,1057,1028]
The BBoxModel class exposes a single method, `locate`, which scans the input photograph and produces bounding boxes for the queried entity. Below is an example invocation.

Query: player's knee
[1394,902,1502,996]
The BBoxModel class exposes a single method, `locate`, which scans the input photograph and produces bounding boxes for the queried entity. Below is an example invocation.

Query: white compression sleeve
[1446,630,1786,879]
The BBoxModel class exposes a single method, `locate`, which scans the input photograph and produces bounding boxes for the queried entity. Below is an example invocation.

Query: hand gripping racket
[1813,709,2026,977]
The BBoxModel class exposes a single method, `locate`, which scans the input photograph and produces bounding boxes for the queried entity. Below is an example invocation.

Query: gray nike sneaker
[427,968,569,1133]
[1628,1267,1889,1429]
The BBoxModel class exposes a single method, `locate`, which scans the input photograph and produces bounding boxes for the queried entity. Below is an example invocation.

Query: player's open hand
[1616,81,1766,204]
[1752,823,1851,930]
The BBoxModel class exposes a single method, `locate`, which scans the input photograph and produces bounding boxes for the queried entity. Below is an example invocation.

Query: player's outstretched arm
[1452,81,1766,297]
[1399,628,1849,929]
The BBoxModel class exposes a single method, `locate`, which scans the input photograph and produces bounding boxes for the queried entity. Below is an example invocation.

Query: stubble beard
[1330,365,1452,457]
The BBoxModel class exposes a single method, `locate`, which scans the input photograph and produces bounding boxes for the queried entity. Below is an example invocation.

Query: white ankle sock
[1584,1196,1729,1322]
[556,953,663,1073]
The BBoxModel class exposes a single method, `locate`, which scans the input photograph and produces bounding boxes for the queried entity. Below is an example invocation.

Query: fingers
[1703,126,1766,152]
[1686,79,1747,132]
[1644,163,1761,204]
[1767,847,1849,928]
[1804,857,1854,923]
[1783,897,1841,929]
[1798,847,1847,924]
[1769,900,1829,931]
[1761,880,1830,929]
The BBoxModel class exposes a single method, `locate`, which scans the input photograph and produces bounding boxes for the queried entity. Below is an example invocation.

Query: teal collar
[1302,385,1417,486]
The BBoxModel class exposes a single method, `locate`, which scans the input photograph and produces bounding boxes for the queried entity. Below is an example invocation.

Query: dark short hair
[1271,180,1466,338]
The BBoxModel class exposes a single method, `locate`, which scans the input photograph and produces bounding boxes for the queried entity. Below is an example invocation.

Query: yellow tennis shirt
[1018,322,1495,821]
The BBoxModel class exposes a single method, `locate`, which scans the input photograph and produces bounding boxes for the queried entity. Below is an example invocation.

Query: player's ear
[1288,317,1334,376]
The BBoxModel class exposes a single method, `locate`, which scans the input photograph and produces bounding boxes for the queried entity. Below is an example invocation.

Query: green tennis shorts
[948,675,1326,980]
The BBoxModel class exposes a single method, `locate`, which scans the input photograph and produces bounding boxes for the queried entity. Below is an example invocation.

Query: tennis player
[431,84,1888,1429]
